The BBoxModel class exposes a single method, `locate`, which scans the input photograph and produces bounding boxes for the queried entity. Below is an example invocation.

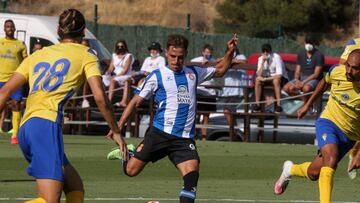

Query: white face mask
[305,43,314,52]
[150,53,160,58]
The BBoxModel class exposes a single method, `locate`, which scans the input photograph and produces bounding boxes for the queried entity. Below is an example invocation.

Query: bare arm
[213,36,238,78]
[107,59,115,74]
[87,76,127,154]
[297,78,329,119]
[0,73,26,112]
[294,64,301,81]
[117,95,144,129]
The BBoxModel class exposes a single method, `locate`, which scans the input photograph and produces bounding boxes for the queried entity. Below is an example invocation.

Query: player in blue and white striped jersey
[107,34,237,203]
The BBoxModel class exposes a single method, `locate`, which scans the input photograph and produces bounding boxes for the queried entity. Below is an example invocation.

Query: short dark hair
[305,35,315,44]
[202,44,213,52]
[261,43,272,53]
[4,19,14,27]
[58,9,85,39]
[166,34,188,50]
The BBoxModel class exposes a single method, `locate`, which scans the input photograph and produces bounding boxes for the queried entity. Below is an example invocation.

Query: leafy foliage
[214,0,357,38]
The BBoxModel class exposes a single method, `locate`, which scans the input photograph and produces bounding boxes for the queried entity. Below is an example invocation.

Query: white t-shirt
[221,54,247,97]
[190,56,216,96]
[257,53,288,79]
[140,55,166,73]
[112,53,134,76]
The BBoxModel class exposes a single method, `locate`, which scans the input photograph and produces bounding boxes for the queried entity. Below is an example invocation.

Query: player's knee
[307,168,320,181]
[125,164,140,177]
[179,171,199,202]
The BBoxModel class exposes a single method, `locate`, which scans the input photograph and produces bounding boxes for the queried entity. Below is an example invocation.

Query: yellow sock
[11,111,21,138]
[66,191,84,203]
[290,162,311,178]
[24,198,46,203]
[319,166,335,203]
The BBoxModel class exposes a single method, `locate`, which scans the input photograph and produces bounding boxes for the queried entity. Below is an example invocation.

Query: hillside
[8,0,224,32]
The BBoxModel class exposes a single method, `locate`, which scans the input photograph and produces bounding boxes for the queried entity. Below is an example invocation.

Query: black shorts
[134,127,200,165]
[197,96,217,112]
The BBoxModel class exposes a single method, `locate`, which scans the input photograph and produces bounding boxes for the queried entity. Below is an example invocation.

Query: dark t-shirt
[296,49,324,78]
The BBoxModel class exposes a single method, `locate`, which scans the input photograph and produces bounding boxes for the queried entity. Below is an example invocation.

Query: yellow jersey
[340,38,360,62]
[16,42,101,125]
[321,64,360,140]
[0,38,27,82]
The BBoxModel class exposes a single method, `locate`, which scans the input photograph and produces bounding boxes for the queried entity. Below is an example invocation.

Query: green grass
[1,133,360,203]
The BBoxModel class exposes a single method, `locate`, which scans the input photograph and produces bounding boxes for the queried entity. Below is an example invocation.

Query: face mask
[116,47,125,54]
[264,54,270,60]
[150,53,160,58]
[203,54,212,60]
[305,43,314,52]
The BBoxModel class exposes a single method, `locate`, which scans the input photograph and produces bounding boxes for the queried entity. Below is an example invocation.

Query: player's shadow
[0,179,34,182]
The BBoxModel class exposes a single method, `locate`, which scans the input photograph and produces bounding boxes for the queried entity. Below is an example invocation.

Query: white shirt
[257,53,288,79]
[221,54,247,97]
[190,56,216,96]
[135,65,215,138]
[112,53,134,76]
[140,55,166,73]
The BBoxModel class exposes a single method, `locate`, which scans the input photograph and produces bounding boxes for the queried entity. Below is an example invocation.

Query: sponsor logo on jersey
[322,133,327,141]
[177,85,191,104]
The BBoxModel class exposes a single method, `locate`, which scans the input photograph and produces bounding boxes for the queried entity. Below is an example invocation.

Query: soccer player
[339,38,360,179]
[107,34,237,203]
[0,9,127,203]
[274,49,360,203]
[0,19,27,144]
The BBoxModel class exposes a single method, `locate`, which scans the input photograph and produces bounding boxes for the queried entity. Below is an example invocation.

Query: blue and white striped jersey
[136,65,216,138]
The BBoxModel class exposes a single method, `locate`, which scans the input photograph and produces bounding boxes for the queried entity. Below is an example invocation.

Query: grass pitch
[1,133,360,202]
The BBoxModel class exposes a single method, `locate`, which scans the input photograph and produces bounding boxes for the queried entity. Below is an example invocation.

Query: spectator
[131,42,165,86]
[106,39,134,107]
[219,48,247,137]
[191,44,217,140]
[252,43,288,113]
[283,35,324,103]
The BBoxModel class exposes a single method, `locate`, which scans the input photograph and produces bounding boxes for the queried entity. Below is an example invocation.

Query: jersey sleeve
[325,64,338,84]
[193,66,216,84]
[83,50,101,79]
[274,55,283,75]
[135,71,158,100]
[15,57,30,81]
[21,42,28,58]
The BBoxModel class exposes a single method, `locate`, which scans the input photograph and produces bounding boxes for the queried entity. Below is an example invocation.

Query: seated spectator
[219,47,247,137]
[282,35,324,103]
[132,42,165,86]
[106,39,134,107]
[252,43,288,113]
[191,44,217,140]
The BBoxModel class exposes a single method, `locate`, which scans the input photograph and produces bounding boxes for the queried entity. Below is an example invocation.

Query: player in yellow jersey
[0,9,127,203]
[338,38,360,179]
[274,49,360,203]
[0,19,27,144]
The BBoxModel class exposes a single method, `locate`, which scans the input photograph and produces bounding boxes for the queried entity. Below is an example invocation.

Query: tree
[214,0,357,39]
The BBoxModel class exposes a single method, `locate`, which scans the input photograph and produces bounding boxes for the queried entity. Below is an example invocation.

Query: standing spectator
[107,34,237,203]
[107,39,134,107]
[252,43,288,113]
[283,35,324,103]
[219,48,247,137]
[132,42,165,86]
[0,19,27,144]
[191,44,217,140]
